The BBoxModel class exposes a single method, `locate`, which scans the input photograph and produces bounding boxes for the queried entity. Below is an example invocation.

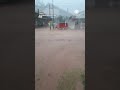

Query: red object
[56,23,68,29]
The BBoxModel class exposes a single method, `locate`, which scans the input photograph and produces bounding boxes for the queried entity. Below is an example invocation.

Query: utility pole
[49,4,51,15]
[52,0,54,23]
[66,8,68,25]
[67,8,68,13]
[67,8,69,18]
[38,9,39,14]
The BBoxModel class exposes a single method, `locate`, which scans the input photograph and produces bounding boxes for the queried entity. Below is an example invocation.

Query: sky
[35,0,85,13]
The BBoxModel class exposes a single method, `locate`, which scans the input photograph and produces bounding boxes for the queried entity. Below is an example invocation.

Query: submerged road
[35,28,85,90]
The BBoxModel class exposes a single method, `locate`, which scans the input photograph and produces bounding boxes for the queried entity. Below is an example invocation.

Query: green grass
[57,69,85,90]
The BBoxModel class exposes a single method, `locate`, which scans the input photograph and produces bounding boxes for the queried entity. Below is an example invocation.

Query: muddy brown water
[35,28,85,90]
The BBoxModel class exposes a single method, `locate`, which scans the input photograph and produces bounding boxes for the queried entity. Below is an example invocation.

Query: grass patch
[57,69,85,90]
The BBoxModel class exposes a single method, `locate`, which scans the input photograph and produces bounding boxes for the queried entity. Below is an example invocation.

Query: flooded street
[35,28,85,90]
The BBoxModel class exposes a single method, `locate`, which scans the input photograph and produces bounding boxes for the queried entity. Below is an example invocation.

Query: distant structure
[43,3,72,17]
[75,11,85,19]
[35,3,73,27]
[35,3,72,17]
[67,10,85,30]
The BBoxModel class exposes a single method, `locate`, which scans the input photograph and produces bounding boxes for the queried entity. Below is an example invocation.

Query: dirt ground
[35,28,85,90]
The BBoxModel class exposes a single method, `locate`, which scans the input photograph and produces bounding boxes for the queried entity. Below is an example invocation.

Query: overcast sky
[35,0,85,13]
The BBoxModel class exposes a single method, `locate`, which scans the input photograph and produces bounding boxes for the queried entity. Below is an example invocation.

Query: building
[35,10,49,27]
[35,3,73,25]
[43,3,72,18]
[76,11,85,18]
[71,10,85,23]
[35,3,72,18]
